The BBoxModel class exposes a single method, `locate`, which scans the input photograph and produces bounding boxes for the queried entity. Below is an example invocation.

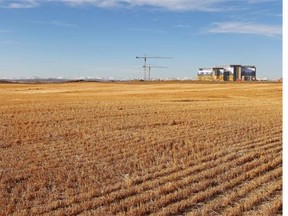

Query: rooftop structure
[198,65,256,81]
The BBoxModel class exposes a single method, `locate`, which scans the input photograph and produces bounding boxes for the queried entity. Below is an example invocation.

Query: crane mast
[143,65,168,81]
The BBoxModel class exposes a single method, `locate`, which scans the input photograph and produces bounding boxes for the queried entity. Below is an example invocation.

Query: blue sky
[0,0,282,80]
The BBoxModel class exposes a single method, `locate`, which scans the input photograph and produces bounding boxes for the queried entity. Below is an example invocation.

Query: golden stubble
[0,82,282,215]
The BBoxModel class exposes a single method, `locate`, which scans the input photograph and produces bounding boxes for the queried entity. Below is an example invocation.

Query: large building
[198,65,256,81]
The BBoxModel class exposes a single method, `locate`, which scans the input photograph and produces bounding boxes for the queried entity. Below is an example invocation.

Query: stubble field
[0,82,282,215]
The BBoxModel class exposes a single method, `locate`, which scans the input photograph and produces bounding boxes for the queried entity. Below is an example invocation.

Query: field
[0,82,282,215]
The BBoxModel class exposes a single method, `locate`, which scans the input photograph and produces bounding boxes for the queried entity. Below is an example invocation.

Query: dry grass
[0,82,282,215]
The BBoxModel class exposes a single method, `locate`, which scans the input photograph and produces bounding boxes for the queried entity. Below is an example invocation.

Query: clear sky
[0,0,282,80]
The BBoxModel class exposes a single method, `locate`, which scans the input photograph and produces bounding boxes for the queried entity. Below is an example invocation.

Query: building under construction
[198,65,256,81]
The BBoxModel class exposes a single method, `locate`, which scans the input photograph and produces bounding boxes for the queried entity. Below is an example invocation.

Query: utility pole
[136,54,172,80]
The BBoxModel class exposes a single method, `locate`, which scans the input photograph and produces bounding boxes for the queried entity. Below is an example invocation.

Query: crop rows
[0,82,282,215]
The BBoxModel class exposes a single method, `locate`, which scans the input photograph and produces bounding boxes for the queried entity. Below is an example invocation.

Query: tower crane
[143,65,168,81]
[136,54,172,80]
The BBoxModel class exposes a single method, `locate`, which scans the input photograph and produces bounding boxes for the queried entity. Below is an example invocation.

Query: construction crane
[143,65,168,81]
[136,54,172,80]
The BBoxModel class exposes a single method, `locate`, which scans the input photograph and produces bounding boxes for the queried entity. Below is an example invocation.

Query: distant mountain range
[0,78,114,83]
[0,76,195,83]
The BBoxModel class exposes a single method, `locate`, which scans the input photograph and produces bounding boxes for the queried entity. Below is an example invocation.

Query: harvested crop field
[0,82,282,215]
